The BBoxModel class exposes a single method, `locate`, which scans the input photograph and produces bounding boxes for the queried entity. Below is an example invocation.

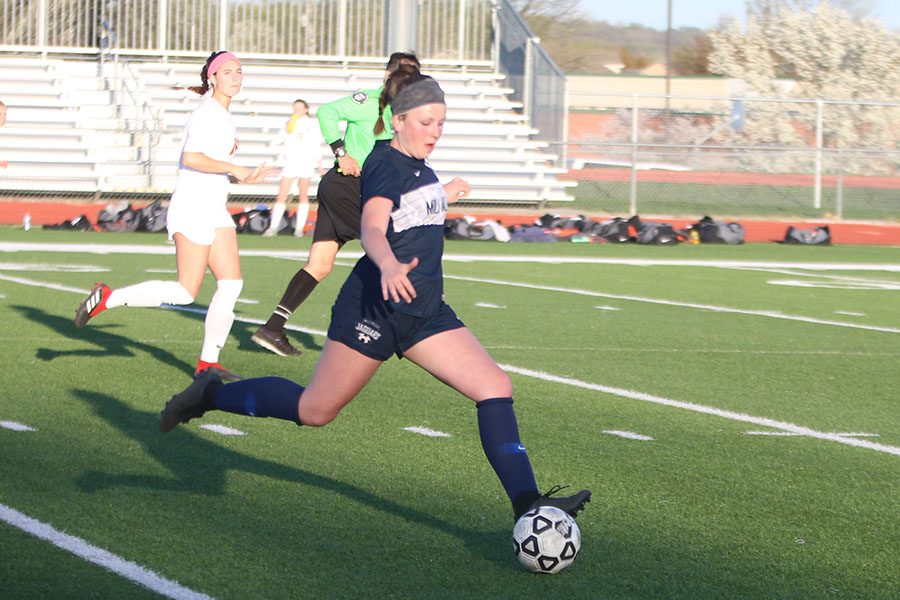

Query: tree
[747,0,875,21]
[508,0,585,23]
[671,34,712,75]
[507,0,590,73]
[708,2,900,175]
[619,48,652,71]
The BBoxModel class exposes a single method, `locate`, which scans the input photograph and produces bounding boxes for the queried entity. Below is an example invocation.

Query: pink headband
[207,51,240,77]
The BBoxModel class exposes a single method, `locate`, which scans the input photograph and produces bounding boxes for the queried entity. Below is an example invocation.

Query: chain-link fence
[565,93,900,222]
[494,0,565,163]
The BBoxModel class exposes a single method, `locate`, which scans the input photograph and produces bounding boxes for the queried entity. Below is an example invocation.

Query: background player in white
[264,99,323,237]
[159,66,591,527]
[74,51,273,381]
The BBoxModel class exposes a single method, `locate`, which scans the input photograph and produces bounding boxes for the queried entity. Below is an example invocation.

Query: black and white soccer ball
[512,505,581,574]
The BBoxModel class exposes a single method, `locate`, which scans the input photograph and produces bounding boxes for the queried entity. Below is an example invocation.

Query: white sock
[268,203,287,234]
[200,279,243,363]
[293,202,310,237]
[106,281,194,309]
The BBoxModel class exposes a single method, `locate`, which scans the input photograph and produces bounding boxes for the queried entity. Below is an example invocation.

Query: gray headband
[391,78,445,116]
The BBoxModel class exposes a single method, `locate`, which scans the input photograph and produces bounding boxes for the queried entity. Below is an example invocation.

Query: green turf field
[1,229,898,599]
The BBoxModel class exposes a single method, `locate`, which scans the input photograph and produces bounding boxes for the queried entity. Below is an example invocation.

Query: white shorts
[166,202,235,245]
[280,152,316,179]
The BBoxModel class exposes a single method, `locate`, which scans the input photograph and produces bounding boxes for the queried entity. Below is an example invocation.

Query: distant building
[567,74,736,111]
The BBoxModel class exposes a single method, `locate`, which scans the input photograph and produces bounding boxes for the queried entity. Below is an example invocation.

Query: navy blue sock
[477,397,539,513]
[211,377,304,425]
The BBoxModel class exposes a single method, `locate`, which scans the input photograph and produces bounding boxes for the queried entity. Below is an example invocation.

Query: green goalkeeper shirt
[317,86,393,165]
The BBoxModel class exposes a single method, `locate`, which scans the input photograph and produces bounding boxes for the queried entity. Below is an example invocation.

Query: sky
[578,0,900,31]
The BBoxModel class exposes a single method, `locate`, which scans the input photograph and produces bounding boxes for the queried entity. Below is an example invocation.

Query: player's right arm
[181,153,274,183]
[361,197,417,304]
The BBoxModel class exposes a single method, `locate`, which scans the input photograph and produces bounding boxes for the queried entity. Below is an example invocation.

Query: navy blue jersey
[349,140,448,317]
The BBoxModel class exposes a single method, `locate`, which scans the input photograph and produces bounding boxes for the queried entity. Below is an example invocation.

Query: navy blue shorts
[328,297,465,361]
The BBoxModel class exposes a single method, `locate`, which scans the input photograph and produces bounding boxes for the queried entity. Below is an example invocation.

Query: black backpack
[139,200,168,233]
[628,216,679,245]
[42,214,93,231]
[691,216,745,244]
[233,208,271,234]
[782,225,831,245]
[584,217,630,243]
[97,202,141,232]
[535,213,587,231]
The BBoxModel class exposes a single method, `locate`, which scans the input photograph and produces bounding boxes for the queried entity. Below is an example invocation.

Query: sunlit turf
[1,228,898,599]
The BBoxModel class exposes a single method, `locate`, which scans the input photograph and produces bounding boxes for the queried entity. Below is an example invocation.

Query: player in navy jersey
[159,64,591,524]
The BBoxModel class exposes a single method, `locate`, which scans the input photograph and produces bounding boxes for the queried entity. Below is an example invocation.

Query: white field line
[603,430,654,441]
[445,274,900,334]
[198,424,246,436]
[403,426,452,438]
[4,268,898,457]
[0,420,36,431]
[499,364,900,458]
[0,262,108,273]
[767,279,900,291]
[745,431,880,437]
[474,302,506,308]
[168,305,328,338]
[721,265,900,286]
[3,242,900,271]
[0,503,214,600]
[0,273,96,295]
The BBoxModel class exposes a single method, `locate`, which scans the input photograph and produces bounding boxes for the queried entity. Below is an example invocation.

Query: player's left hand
[381,257,419,304]
[240,164,280,184]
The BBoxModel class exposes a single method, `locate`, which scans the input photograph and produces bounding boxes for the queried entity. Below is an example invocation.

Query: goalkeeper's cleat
[159,370,222,433]
[74,283,111,328]
[251,326,302,357]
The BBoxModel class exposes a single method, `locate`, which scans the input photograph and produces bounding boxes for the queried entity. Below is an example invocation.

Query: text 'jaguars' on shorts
[327,300,464,361]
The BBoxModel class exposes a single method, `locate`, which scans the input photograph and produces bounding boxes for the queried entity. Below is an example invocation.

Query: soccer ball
[512,505,581,574]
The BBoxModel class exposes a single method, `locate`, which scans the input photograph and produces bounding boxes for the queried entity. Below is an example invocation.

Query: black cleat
[160,371,222,432]
[194,365,242,383]
[527,486,592,519]
[251,326,302,357]
[74,283,111,329]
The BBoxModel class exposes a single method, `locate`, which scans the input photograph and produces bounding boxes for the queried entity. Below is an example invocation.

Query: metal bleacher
[0,57,574,205]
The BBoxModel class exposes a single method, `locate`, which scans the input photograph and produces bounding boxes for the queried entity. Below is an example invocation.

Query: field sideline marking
[0,503,214,600]
[499,364,900,457]
[445,274,900,334]
[3,242,900,272]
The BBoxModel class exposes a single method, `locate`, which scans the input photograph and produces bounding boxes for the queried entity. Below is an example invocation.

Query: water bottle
[23,213,31,231]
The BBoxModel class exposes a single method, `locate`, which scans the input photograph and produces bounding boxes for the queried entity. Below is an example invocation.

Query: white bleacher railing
[0,0,494,68]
